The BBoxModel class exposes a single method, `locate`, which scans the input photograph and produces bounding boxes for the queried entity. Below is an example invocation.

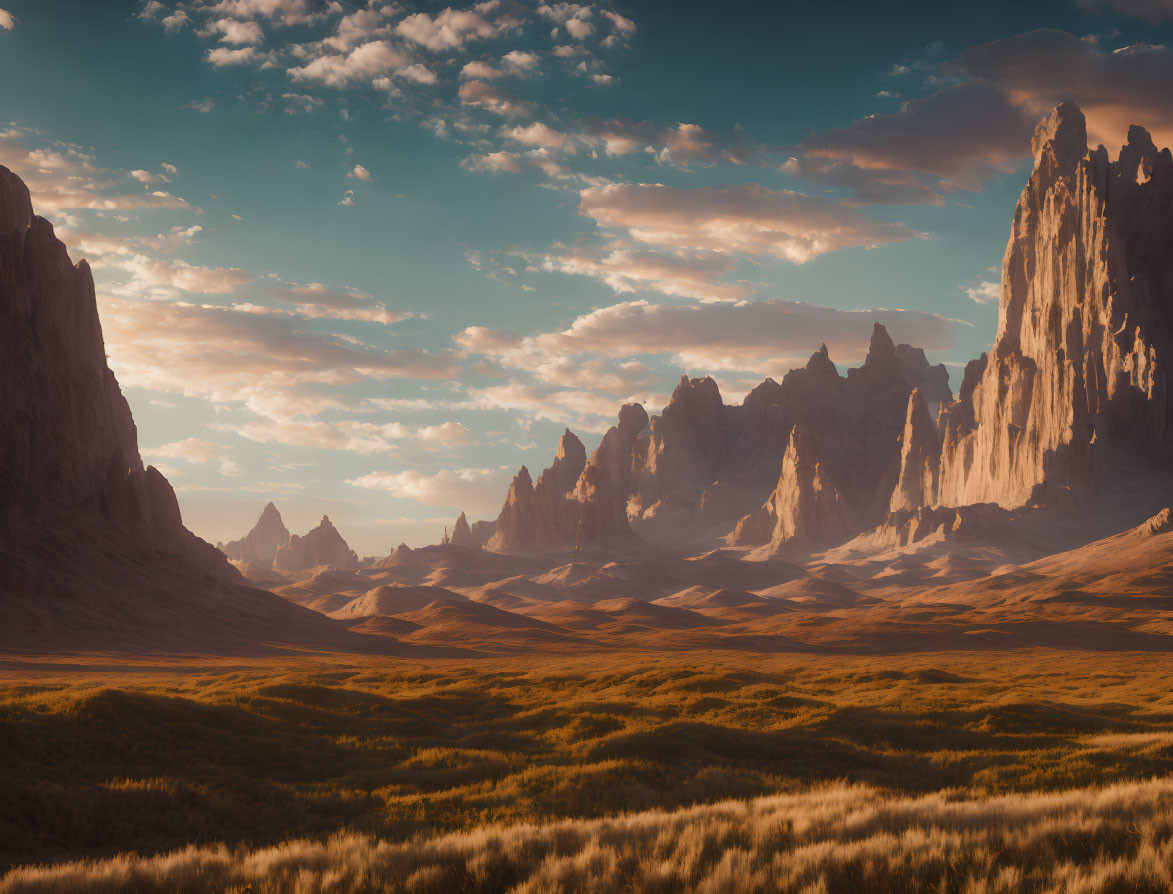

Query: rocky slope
[929,102,1173,508]
[221,502,290,568]
[274,515,359,572]
[0,164,362,651]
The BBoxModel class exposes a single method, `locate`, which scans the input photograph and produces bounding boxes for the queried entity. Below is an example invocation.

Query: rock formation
[488,427,590,553]
[0,164,358,650]
[572,403,649,548]
[222,502,290,568]
[759,426,855,552]
[727,326,952,551]
[449,512,475,548]
[889,390,941,514]
[274,515,359,572]
[933,102,1173,508]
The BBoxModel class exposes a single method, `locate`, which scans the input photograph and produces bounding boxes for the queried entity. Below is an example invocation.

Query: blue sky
[1,0,1172,554]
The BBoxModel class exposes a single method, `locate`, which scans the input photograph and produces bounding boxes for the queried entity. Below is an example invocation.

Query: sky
[1,0,1172,555]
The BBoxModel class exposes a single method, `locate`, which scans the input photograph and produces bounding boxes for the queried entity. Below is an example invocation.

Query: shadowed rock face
[449,512,475,548]
[0,163,237,586]
[222,502,290,568]
[487,326,949,555]
[935,102,1173,508]
[274,515,359,572]
[0,165,373,651]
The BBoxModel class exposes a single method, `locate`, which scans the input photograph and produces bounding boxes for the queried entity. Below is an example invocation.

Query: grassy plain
[2,649,1172,891]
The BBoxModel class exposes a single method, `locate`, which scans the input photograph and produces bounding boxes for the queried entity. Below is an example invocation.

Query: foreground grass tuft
[4,778,1173,892]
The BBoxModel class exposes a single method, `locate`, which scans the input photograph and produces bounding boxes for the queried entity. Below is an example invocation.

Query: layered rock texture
[221,502,290,568]
[274,515,359,572]
[928,103,1173,508]
[487,325,949,555]
[0,165,355,650]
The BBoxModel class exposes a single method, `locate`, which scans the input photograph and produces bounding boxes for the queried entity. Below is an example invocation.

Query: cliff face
[728,326,952,552]
[936,103,1173,508]
[222,502,290,568]
[488,429,587,553]
[486,325,949,555]
[274,515,359,572]
[0,164,237,585]
[0,164,367,650]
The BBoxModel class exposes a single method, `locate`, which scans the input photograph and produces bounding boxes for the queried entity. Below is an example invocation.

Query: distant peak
[1031,101,1087,173]
[865,323,896,366]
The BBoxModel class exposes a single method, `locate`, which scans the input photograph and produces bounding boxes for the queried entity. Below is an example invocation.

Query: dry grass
[1,650,1172,890]
[4,779,1173,892]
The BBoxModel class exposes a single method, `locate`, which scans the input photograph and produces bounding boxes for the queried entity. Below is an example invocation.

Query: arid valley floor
[5,4,1173,889]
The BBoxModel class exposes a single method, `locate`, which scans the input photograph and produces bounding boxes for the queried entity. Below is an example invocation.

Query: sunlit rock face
[222,502,290,568]
[489,428,587,553]
[274,515,359,572]
[0,163,236,587]
[728,326,951,552]
[936,102,1173,508]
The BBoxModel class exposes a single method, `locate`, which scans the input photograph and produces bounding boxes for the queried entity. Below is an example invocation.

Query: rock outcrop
[935,103,1173,508]
[222,502,290,568]
[728,326,952,552]
[274,515,359,572]
[889,390,941,514]
[449,512,474,548]
[759,426,855,552]
[487,325,949,555]
[0,164,360,650]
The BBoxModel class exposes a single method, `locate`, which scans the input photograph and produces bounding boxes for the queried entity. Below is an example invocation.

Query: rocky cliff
[486,324,948,555]
[0,164,361,650]
[274,515,359,572]
[222,502,290,568]
[931,103,1173,508]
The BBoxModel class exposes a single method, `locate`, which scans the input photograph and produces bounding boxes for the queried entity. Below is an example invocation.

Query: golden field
[2,649,1172,891]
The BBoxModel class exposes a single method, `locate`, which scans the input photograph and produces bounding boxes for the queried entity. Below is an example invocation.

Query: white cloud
[965,280,1000,304]
[207,17,264,45]
[501,121,571,150]
[396,8,500,51]
[144,438,226,464]
[348,163,372,181]
[346,467,507,512]
[206,46,260,66]
[578,182,916,264]
[460,60,502,79]
[288,40,406,87]
[0,7,18,30]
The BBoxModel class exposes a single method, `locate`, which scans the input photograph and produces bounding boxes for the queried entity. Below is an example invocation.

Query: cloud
[185,97,216,113]
[536,245,750,301]
[460,60,502,79]
[965,279,1000,304]
[583,118,763,166]
[338,189,355,206]
[346,467,507,512]
[501,121,571,149]
[238,419,474,454]
[601,10,636,33]
[0,128,191,217]
[0,7,17,30]
[959,28,1173,149]
[288,40,407,86]
[206,46,261,66]
[578,182,917,264]
[144,437,227,464]
[348,163,372,180]
[502,50,539,71]
[799,82,1036,189]
[782,156,945,206]
[400,63,438,84]
[457,297,959,377]
[396,8,500,50]
[100,299,457,422]
[113,255,252,295]
[458,80,534,118]
[206,17,264,45]
[207,0,326,25]
[270,281,410,324]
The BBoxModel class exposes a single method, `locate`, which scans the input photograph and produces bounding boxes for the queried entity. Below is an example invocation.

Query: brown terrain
[3,102,1173,891]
